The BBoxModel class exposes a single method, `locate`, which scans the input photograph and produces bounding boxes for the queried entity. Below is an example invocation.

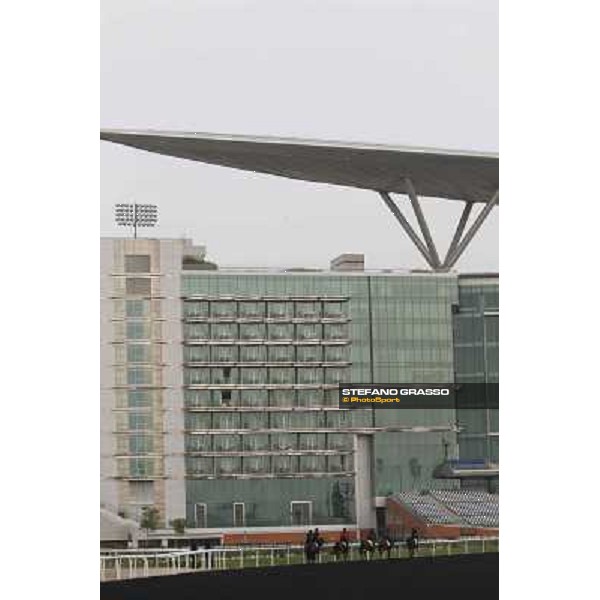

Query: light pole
[114,203,158,238]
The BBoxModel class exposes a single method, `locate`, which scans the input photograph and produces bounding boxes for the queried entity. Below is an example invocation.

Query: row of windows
[184,323,348,340]
[184,344,348,363]
[186,432,353,451]
[184,366,349,385]
[185,388,340,408]
[115,412,155,431]
[116,457,161,478]
[184,411,371,430]
[183,300,347,319]
[114,389,158,409]
[186,454,354,475]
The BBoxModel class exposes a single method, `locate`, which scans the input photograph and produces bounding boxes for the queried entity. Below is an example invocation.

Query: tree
[140,506,160,539]
[171,518,186,536]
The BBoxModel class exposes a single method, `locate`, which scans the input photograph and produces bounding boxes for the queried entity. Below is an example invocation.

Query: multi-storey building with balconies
[101,237,498,543]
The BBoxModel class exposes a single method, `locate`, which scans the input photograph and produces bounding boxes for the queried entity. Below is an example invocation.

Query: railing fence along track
[100,537,498,581]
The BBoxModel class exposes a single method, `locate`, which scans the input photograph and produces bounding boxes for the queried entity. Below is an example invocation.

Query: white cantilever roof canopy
[100,129,498,271]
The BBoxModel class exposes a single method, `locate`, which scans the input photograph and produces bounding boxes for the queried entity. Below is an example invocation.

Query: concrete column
[354,434,376,531]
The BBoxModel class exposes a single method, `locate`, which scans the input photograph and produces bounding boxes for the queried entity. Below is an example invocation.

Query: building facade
[100,238,498,537]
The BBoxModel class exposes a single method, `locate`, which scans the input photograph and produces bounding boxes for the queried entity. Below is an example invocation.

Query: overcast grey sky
[101,0,498,272]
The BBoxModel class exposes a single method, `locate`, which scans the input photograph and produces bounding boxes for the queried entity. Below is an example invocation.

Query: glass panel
[240,345,267,362]
[297,367,322,384]
[240,389,268,407]
[268,346,294,362]
[297,345,322,362]
[269,323,293,340]
[126,322,150,340]
[240,367,266,384]
[127,344,150,363]
[268,302,292,318]
[211,345,238,362]
[126,299,149,318]
[239,301,265,318]
[240,324,266,340]
[296,302,321,318]
[270,389,294,407]
[184,301,209,318]
[269,367,294,384]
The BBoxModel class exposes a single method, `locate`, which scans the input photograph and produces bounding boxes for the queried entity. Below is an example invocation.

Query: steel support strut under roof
[377,188,498,272]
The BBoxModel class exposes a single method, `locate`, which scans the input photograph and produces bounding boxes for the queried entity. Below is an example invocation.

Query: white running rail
[100,537,499,582]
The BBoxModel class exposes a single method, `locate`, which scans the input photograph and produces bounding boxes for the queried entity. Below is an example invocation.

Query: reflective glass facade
[454,276,499,471]
[180,272,461,527]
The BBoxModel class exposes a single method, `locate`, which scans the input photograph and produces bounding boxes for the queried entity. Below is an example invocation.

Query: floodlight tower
[114,203,158,238]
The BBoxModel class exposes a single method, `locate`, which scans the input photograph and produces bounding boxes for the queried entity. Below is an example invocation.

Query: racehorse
[377,537,395,559]
[359,538,376,558]
[332,539,350,560]
[305,538,319,563]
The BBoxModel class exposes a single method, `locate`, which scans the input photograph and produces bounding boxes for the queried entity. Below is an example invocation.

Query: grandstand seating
[393,489,499,528]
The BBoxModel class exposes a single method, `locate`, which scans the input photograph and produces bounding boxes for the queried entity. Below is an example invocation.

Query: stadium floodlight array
[114,203,158,238]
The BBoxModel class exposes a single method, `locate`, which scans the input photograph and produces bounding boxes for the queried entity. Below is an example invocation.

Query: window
[269,389,294,407]
[128,412,153,430]
[127,344,150,363]
[243,456,269,474]
[323,301,344,317]
[239,301,264,318]
[271,433,296,451]
[324,346,347,362]
[126,277,151,295]
[195,503,207,528]
[185,346,209,362]
[325,367,347,384]
[297,389,323,407]
[240,345,266,362]
[211,301,236,318]
[269,367,294,384]
[186,434,211,452]
[130,457,154,478]
[290,501,312,526]
[240,389,268,407]
[269,323,293,340]
[127,367,152,385]
[213,412,240,430]
[125,255,151,273]
[216,457,241,475]
[185,323,209,340]
[297,367,321,384]
[212,324,236,340]
[273,456,295,473]
[126,299,149,318]
[296,302,320,318]
[126,321,150,340]
[297,345,322,362]
[214,435,240,452]
[185,368,210,384]
[233,503,246,527]
[240,324,265,340]
[212,345,238,362]
[324,324,347,340]
[184,301,208,318]
[269,302,292,318]
[268,346,294,362]
[243,434,269,451]
[299,456,325,472]
[241,412,267,430]
[240,368,266,384]
[187,457,214,475]
[211,367,237,384]
[129,435,153,454]
[297,324,320,340]
[128,390,152,408]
